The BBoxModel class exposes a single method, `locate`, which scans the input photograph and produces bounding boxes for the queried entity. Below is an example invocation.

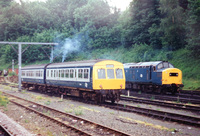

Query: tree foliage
[0,0,199,64]
[186,0,200,58]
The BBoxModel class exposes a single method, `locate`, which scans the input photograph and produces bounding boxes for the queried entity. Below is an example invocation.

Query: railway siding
[3,92,131,136]
[0,111,32,136]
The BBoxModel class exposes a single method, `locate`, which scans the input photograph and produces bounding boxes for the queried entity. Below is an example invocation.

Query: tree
[186,0,200,58]
[0,0,13,7]
[159,0,186,50]
[123,0,162,48]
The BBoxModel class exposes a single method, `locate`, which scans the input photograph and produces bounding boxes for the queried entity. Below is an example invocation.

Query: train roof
[22,64,47,70]
[22,59,120,70]
[123,61,163,68]
[47,59,110,68]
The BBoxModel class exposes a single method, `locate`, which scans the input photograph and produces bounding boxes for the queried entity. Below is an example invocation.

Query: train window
[107,69,114,79]
[78,69,83,78]
[106,64,114,68]
[163,62,169,68]
[61,70,64,78]
[56,70,59,77]
[70,69,74,78]
[65,70,69,78]
[169,64,174,68]
[53,70,56,77]
[84,69,89,79]
[51,70,53,77]
[36,71,39,77]
[47,70,49,77]
[22,71,25,76]
[157,63,163,70]
[116,69,123,79]
[98,69,106,79]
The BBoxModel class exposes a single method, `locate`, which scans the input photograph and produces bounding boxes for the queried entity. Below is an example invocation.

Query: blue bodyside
[46,66,93,90]
[46,80,93,90]
[125,67,162,85]
[22,78,44,84]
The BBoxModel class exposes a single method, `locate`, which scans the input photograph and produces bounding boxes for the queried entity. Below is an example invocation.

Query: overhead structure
[0,42,59,91]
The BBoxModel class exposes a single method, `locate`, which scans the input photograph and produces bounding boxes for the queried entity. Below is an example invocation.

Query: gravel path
[0,85,200,136]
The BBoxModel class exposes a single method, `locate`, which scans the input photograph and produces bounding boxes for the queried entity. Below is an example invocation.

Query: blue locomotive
[124,61,183,94]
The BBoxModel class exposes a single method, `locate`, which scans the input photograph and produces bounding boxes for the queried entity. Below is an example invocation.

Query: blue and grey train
[21,60,125,103]
[124,61,183,94]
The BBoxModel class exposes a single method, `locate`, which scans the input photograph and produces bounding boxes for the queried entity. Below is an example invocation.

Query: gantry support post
[18,43,22,91]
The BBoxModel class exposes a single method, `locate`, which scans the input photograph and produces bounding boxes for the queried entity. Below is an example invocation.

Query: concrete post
[18,43,22,91]
[12,59,14,72]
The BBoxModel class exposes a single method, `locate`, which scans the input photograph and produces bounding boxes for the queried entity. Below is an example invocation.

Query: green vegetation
[0,92,9,107]
[74,108,83,116]
[44,100,51,105]
[0,0,199,90]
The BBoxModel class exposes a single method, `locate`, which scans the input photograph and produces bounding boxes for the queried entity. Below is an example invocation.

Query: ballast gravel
[0,85,200,136]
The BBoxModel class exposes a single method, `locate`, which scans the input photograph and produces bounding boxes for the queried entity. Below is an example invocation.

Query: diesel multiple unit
[21,60,125,103]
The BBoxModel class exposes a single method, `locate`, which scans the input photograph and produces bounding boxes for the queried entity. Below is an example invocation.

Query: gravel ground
[0,85,200,136]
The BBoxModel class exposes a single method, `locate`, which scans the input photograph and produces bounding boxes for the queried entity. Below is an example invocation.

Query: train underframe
[22,82,121,103]
[126,82,179,94]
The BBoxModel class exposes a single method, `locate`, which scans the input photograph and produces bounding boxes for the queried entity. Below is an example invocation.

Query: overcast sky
[15,0,132,11]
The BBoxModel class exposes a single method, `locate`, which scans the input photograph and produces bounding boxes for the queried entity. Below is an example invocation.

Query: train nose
[162,68,182,85]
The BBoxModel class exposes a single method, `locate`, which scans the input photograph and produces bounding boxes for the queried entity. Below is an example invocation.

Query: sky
[15,0,132,11]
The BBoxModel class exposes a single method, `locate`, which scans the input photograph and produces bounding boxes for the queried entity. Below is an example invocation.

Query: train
[124,61,184,94]
[21,59,125,103]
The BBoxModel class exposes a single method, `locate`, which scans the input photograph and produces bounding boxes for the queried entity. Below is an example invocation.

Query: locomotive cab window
[98,69,106,79]
[116,69,123,79]
[107,69,114,79]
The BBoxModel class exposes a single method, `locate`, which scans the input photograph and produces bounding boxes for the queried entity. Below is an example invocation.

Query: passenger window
[65,70,69,78]
[70,69,74,78]
[107,69,114,79]
[78,69,83,78]
[84,69,89,79]
[98,69,106,79]
[116,69,123,79]
[61,70,64,78]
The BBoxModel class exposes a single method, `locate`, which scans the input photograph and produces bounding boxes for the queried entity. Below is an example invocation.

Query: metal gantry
[0,42,58,91]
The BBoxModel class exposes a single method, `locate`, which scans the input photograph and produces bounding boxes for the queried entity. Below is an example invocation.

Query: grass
[0,94,9,107]
[36,96,45,100]
[109,112,115,115]
[44,100,51,105]
[74,108,83,116]
[65,108,73,113]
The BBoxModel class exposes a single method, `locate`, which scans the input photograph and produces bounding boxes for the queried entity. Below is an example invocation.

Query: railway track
[121,95,200,113]
[102,102,200,127]
[0,125,12,136]
[124,91,200,104]
[2,92,130,136]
